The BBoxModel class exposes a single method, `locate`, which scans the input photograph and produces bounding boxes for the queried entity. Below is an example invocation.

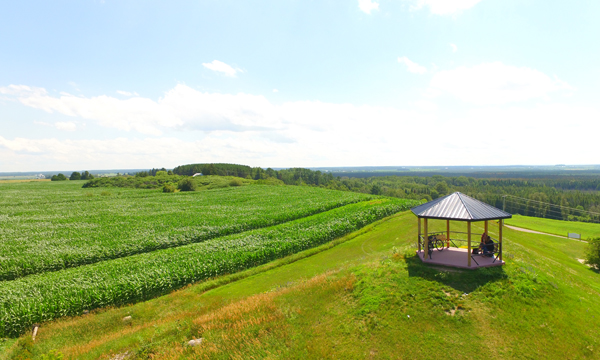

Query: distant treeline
[127,163,600,223]
[172,163,336,186]
[330,175,600,223]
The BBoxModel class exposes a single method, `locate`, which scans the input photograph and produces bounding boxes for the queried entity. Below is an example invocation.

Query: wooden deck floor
[416,247,504,269]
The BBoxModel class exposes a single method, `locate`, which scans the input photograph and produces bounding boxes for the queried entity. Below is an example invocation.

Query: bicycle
[428,235,446,252]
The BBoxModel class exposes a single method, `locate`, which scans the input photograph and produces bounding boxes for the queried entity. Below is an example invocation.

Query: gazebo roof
[411,192,512,221]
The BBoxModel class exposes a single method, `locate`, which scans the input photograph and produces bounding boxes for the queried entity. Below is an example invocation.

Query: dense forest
[102,163,600,223]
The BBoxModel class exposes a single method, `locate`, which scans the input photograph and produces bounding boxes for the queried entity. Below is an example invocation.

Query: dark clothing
[482,239,494,257]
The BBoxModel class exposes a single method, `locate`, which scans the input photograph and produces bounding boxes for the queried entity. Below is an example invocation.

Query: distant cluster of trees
[172,163,336,185]
[172,163,252,177]
[50,171,94,181]
[69,171,94,180]
[135,168,173,177]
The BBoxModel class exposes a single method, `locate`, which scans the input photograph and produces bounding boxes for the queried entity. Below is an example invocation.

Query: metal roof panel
[411,192,512,221]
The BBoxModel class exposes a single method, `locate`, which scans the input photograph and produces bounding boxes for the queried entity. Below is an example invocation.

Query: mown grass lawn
[506,214,600,239]
[4,211,599,359]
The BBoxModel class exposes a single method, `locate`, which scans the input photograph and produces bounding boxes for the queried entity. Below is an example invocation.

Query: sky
[1,0,599,172]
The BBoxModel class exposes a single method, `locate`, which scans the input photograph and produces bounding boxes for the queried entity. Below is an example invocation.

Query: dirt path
[505,225,586,242]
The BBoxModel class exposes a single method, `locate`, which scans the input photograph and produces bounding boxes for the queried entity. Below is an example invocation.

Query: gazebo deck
[416,248,504,269]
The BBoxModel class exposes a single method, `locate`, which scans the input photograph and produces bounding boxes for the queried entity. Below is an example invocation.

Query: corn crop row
[0,183,373,280]
[0,198,418,337]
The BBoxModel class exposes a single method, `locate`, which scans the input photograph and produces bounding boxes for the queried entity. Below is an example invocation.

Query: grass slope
[506,214,600,239]
[4,212,599,359]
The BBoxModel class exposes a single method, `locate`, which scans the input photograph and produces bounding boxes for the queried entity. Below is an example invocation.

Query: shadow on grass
[405,253,507,293]
[587,266,600,275]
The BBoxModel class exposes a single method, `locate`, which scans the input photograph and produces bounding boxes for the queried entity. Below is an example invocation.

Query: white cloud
[411,0,482,15]
[450,43,458,52]
[415,100,438,111]
[398,56,427,74]
[272,89,279,93]
[358,0,379,14]
[0,84,289,135]
[429,62,573,105]
[116,90,139,97]
[55,121,77,131]
[2,101,599,171]
[2,81,597,171]
[0,84,47,97]
[34,120,77,131]
[202,60,240,77]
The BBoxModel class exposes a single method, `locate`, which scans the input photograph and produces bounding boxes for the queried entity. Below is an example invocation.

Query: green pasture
[506,214,600,239]
[4,211,599,359]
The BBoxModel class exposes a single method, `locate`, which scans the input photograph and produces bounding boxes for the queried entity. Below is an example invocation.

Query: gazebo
[411,192,512,269]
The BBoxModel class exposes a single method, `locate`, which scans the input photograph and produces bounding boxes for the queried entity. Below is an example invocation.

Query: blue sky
[1,0,599,171]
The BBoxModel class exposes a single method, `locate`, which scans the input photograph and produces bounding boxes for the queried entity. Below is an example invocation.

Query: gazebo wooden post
[424,218,429,260]
[499,219,503,261]
[417,217,422,252]
[484,220,488,236]
[446,220,450,248]
[467,222,472,267]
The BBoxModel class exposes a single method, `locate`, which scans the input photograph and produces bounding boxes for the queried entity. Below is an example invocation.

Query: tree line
[50,171,94,181]
[127,163,600,223]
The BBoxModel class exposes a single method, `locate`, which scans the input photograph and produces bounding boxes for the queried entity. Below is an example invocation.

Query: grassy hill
[3,212,599,359]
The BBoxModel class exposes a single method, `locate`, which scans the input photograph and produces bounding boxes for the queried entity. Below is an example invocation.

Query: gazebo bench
[470,242,501,266]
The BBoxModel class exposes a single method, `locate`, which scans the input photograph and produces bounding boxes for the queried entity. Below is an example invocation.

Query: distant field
[505,214,600,239]
[0,180,418,337]
[0,179,50,183]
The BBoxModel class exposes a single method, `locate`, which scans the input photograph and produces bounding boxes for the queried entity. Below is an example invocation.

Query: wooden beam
[484,220,489,236]
[467,222,472,267]
[499,219,503,261]
[424,218,429,260]
[446,220,450,248]
[418,217,422,252]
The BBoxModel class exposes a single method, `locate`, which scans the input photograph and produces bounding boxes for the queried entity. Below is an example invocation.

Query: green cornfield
[0,181,419,336]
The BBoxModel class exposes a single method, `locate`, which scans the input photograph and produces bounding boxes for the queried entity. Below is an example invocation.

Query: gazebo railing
[418,231,502,262]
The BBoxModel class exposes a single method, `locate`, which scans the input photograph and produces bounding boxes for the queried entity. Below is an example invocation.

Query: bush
[229,178,243,187]
[178,178,196,192]
[69,172,81,180]
[163,184,176,193]
[51,173,67,181]
[585,237,600,269]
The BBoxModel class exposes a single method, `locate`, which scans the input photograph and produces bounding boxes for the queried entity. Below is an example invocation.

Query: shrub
[178,178,197,192]
[163,184,176,193]
[229,178,243,187]
[69,172,81,180]
[585,237,600,269]
[51,173,67,181]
